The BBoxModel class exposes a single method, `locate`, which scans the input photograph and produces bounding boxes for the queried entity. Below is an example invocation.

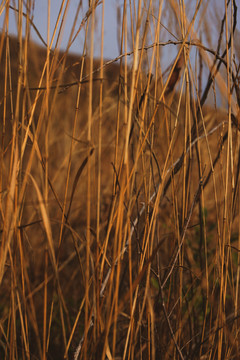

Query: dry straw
[0,0,240,359]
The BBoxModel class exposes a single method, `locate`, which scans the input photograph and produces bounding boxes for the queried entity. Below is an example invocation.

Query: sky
[1,1,239,61]
[0,0,120,59]
[1,0,239,109]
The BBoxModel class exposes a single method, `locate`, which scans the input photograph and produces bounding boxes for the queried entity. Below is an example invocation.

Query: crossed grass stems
[1,0,240,359]
[71,2,240,357]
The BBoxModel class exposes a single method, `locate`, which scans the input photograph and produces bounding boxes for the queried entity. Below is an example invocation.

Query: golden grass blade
[1,1,240,358]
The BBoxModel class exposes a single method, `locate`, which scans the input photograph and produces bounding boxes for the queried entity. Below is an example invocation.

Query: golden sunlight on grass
[0,1,240,359]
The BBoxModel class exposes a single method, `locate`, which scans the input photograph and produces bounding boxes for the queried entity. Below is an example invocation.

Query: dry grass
[0,0,240,359]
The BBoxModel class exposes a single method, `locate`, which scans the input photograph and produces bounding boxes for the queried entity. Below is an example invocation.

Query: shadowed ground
[0,33,239,359]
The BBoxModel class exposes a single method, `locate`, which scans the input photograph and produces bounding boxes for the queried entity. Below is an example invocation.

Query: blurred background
[0,0,119,58]
[1,2,240,359]
[0,1,240,106]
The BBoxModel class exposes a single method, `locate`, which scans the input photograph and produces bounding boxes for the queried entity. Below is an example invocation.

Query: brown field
[1,1,240,359]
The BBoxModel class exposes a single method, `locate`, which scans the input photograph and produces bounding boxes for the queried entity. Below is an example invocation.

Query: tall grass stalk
[0,0,240,359]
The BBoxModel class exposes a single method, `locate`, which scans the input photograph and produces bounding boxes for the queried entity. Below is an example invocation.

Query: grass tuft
[0,1,240,359]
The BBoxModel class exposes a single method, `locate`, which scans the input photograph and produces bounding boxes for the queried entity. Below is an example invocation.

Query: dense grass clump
[0,1,240,359]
